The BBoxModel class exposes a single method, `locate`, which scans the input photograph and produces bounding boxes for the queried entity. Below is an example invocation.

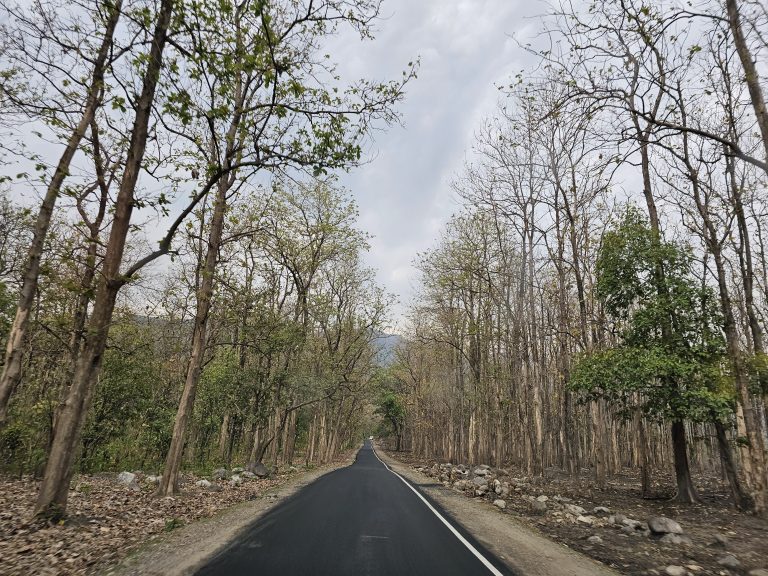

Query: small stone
[117,471,137,485]
[247,462,271,478]
[577,515,595,526]
[613,513,627,524]
[587,535,603,544]
[717,555,741,570]
[565,504,585,516]
[664,566,687,576]
[230,475,242,486]
[531,500,547,514]
[593,506,611,516]
[472,476,488,487]
[195,479,212,488]
[473,467,490,476]
[232,467,244,474]
[493,499,506,509]
[241,471,256,479]
[748,570,768,576]
[212,468,230,480]
[648,516,683,535]
[536,495,549,502]
[660,533,692,546]
[711,533,728,547]
[144,475,160,485]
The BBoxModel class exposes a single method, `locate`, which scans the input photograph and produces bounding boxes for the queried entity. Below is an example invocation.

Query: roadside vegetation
[384,0,768,519]
[0,0,412,524]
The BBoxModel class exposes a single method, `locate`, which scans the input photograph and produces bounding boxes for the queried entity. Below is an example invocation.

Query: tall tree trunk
[158,177,228,496]
[714,419,750,510]
[671,421,698,503]
[0,0,123,424]
[33,0,173,519]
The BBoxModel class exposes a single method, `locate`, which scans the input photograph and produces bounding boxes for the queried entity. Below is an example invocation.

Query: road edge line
[370,444,505,576]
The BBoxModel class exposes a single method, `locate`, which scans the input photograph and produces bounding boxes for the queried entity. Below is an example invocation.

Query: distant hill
[373,333,403,366]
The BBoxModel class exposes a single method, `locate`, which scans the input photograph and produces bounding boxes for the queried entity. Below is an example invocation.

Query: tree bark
[157,176,228,496]
[0,0,122,424]
[33,0,173,519]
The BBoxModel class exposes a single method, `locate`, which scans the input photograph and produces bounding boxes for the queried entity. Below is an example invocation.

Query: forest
[0,0,767,565]
[388,0,768,521]
[0,0,414,522]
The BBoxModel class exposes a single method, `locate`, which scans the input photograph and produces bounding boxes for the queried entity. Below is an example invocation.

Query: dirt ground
[0,458,352,576]
[383,449,768,576]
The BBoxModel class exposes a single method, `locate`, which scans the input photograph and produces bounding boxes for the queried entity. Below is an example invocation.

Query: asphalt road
[194,440,511,576]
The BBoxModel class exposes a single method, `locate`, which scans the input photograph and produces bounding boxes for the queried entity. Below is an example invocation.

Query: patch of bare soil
[0,468,291,576]
[384,450,768,576]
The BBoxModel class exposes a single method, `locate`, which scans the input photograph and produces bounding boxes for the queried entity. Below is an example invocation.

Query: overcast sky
[326,0,543,325]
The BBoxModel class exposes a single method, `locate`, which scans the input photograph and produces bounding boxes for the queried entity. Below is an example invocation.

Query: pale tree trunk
[0,0,122,424]
[33,0,173,519]
[158,177,229,496]
[726,0,768,167]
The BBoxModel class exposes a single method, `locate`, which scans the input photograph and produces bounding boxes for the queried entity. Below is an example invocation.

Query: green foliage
[375,390,405,435]
[570,207,731,423]
[164,518,184,532]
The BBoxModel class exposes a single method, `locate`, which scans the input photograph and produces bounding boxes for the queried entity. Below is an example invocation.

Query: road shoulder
[102,454,356,576]
[374,447,617,576]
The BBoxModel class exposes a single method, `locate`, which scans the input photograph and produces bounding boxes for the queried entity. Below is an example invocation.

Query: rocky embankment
[410,460,768,576]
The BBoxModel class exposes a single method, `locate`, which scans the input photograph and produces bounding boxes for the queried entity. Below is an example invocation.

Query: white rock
[536,495,549,502]
[117,472,136,486]
[565,504,585,515]
[648,516,683,535]
[664,566,687,576]
[493,499,506,509]
[577,515,595,526]
[587,535,603,544]
[195,479,212,488]
[717,555,741,569]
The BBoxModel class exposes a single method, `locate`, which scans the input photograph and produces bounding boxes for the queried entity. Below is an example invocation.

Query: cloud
[329,0,544,322]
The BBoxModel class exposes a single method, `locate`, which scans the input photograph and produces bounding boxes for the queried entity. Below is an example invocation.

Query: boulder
[711,533,728,548]
[564,504,585,516]
[592,506,611,516]
[473,467,490,477]
[577,515,595,526]
[493,499,506,509]
[117,471,139,489]
[648,516,683,535]
[660,533,692,546]
[229,475,242,486]
[247,462,271,478]
[241,471,256,479]
[212,468,231,480]
[717,555,741,570]
[195,479,212,489]
[144,475,161,485]
[472,476,488,487]
[232,467,244,474]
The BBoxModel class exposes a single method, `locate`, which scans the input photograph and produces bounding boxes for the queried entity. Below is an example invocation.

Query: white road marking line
[370,445,505,576]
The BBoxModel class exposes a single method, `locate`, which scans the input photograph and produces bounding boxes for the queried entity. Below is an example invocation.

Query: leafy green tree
[571,207,730,502]
[376,390,405,451]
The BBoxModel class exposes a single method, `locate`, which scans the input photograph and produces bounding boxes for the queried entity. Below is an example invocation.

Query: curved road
[195,441,512,576]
